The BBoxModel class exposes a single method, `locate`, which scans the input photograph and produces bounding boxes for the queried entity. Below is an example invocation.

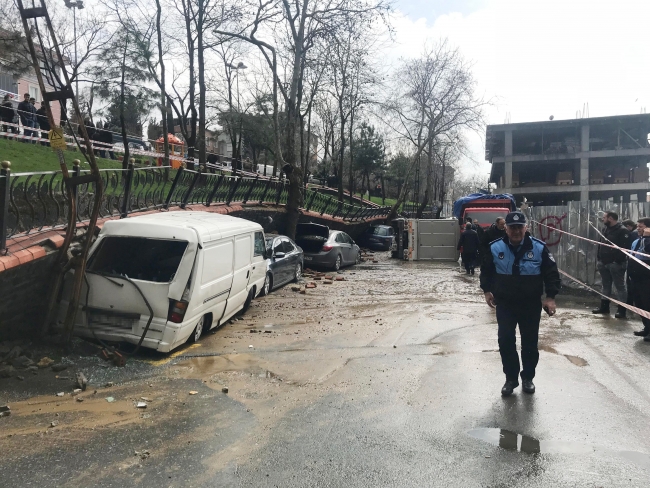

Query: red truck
[453,194,516,229]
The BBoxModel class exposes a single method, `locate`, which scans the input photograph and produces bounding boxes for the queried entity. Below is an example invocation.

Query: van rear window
[88,237,188,283]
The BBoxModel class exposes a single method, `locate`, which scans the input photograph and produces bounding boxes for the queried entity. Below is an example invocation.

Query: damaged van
[58,212,267,353]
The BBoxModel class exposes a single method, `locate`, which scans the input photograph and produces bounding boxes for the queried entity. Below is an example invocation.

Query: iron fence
[0,163,391,247]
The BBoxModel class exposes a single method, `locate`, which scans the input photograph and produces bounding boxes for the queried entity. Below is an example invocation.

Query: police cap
[505,211,527,226]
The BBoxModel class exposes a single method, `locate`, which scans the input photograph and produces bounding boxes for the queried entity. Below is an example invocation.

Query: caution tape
[531,218,650,259]
[557,268,650,320]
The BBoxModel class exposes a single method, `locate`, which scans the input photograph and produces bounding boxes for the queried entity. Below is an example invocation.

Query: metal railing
[0,161,391,247]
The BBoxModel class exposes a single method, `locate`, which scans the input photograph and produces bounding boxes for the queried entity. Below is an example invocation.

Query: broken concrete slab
[37,357,55,369]
[51,363,68,373]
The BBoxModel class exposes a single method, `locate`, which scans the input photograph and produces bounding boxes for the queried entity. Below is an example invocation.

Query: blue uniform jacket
[628,236,650,280]
[480,234,561,304]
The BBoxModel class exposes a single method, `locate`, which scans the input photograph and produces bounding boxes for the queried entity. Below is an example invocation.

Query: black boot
[614,306,627,319]
[592,299,610,314]
[633,328,650,337]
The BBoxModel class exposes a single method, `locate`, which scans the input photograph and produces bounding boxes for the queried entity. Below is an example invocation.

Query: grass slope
[0,137,124,173]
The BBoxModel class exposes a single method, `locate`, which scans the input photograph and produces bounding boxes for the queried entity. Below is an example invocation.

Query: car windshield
[87,236,188,283]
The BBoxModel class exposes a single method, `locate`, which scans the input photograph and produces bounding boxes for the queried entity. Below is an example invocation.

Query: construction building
[485,114,650,205]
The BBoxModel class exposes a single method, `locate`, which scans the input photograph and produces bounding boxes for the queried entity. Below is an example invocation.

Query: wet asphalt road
[2,255,650,487]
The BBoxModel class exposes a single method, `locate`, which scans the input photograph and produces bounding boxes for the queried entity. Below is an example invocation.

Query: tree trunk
[337,97,346,202]
[119,37,129,170]
[380,173,386,205]
[348,109,354,204]
[197,0,206,168]
[155,0,169,167]
[182,0,197,169]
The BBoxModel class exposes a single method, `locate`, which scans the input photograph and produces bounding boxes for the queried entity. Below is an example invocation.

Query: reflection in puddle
[468,428,650,470]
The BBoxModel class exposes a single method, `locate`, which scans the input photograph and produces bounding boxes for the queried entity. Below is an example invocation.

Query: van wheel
[293,263,302,282]
[261,273,272,296]
[241,288,255,314]
[333,254,342,271]
[189,315,205,343]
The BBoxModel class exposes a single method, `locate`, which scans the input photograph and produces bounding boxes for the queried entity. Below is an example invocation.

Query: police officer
[480,211,561,396]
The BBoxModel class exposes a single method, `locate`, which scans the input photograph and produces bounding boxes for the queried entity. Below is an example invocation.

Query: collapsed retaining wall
[0,205,383,341]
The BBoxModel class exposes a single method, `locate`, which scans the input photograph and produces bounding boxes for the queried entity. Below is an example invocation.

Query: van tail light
[322,245,333,252]
[168,300,189,323]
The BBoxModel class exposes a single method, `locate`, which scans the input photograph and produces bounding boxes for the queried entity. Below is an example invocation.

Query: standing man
[480,211,561,396]
[482,217,507,247]
[592,211,632,318]
[628,218,650,339]
[17,93,36,142]
[35,101,50,146]
[457,222,480,275]
[0,94,15,137]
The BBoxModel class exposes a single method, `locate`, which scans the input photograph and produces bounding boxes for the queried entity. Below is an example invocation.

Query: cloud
[386,0,650,177]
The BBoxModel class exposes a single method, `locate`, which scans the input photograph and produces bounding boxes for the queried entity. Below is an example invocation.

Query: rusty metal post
[120,159,135,218]
[181,168,202,209]
[0,161,11,252]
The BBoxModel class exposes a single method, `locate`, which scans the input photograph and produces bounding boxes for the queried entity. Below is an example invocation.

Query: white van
[60,212,267,352]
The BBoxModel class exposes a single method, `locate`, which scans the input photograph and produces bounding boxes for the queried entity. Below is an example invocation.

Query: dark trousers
[496,301,542,381]
[631,277,650,329]
[462,252,477,273]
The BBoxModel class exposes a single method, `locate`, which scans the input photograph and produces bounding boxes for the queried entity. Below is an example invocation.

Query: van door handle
[246,270,250,278]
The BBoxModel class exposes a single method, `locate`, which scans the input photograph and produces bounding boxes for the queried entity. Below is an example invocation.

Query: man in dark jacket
[592,211,633,318]
[457,222,480,275]
[480,211,561,396]
[35,102,50,146]
[628,218,650,339]
[0,94,15,136]
[17,93,36,142]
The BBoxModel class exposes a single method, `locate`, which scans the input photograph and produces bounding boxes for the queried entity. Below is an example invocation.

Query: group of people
[0,93,51,145]
[456,216,507,275]
[462,209,650,397]
[592,211,650,341]
[77,118,116,160]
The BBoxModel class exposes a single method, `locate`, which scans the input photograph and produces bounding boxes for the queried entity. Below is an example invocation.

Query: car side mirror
[274,252,286,259]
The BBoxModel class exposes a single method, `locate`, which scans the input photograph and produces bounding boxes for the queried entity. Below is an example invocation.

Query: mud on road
[2,252,650,487]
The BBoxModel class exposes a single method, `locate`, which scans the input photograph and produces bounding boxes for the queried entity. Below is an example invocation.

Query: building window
[29,86,40,101]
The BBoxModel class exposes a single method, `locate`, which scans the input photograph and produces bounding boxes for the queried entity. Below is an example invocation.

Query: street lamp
[64,0,84,99]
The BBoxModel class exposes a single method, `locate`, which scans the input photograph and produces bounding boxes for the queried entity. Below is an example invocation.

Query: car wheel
[188,315,205,343]
[241,288,255,314]
[355,250,361,265]
[293,263,302,282]
[333,254,342,271]
[261,273,272,296]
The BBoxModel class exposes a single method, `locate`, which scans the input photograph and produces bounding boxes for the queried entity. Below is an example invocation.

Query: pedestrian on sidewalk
[622,219,638,310]
[36,102,50,146]
[17,93,36,142]
[480,211,561,396]
[457,222,480,275]
[628,218,650,340]
[592,211,633,318]
[0,94,15,137]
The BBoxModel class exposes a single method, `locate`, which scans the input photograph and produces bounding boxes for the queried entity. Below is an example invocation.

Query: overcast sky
[386,0,650,178]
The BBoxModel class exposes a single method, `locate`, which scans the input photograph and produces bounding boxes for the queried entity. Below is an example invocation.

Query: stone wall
[0,250,58,341]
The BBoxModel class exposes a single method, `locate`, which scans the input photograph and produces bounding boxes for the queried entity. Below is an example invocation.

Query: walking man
[628,218,650,340]
[457,222,480,275]
[592,211,632,318]
[480,211,561,396]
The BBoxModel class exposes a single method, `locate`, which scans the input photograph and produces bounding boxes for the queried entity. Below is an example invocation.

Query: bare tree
[384,40,486,222]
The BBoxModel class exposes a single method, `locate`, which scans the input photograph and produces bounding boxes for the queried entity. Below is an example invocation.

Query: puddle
[539,345,588,367]
[468,428,650,470]
[564,355,589,367]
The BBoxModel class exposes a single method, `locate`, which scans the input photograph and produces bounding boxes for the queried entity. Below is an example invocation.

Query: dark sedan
[261,235,304,296]
[295,223,361,271]
[357,225,396,251]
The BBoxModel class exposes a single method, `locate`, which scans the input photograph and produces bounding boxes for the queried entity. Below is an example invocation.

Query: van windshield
[87,237,188,283]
